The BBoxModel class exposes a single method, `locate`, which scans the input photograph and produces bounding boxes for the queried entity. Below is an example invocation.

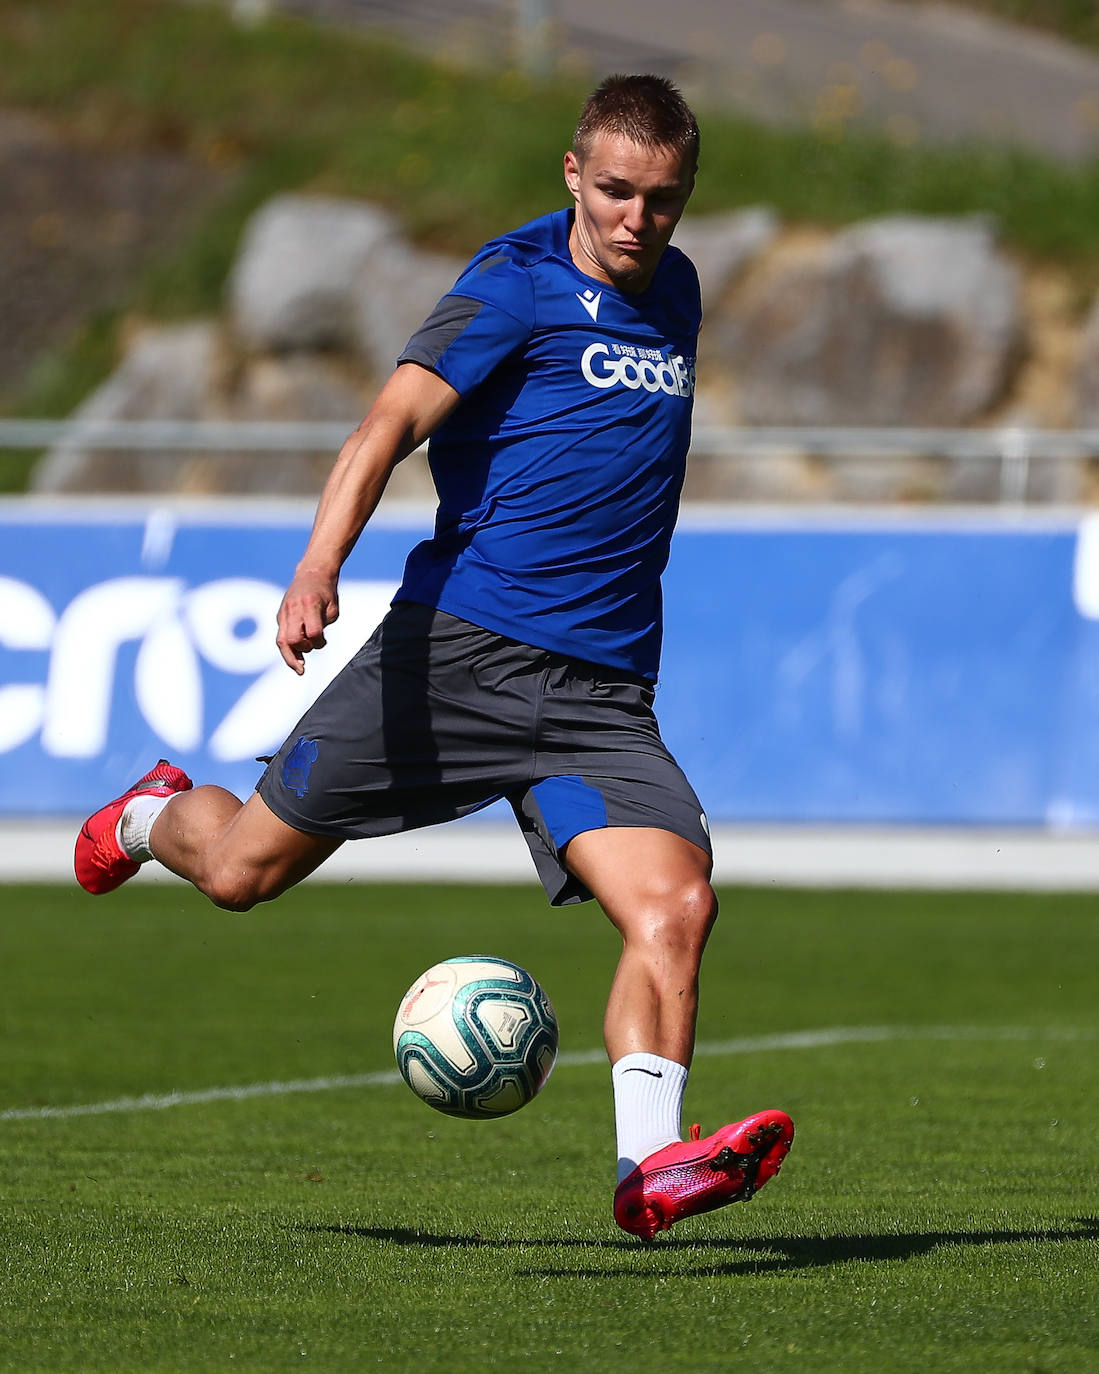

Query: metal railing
[691,425,1099,506]
[4,418,1099,505]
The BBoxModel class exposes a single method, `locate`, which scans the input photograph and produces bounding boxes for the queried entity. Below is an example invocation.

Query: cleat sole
[708,1120,790,1200]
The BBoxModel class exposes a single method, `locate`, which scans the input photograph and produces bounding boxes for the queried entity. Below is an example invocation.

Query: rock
[684,442,824,503]
[226,353,363,424]
[221,352,431,500]
[724,215,1024,425]
[672,207,779,304]
[1073,293,1099,426]
[684,427,952,504]
[31,321,225,493]
[229,194,396,353]
[202,354,366,495]
[352,237,465,375]
[37,190,1067,506]
[222,352,436,499]
[227,192,465,376]
[30,324,408,497]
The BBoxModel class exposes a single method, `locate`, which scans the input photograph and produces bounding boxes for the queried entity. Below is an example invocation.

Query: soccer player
[75,74,793,1239]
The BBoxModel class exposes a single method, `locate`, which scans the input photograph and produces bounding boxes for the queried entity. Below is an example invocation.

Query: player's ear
[563,149,582,197]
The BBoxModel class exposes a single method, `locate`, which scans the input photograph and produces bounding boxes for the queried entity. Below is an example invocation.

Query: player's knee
[638,874,718,957]
[203,862,281,913]
[204,873,258,912]
[676,875,719,951]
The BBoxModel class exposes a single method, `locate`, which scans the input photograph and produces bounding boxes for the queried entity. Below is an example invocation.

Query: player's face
[563,133,694,293]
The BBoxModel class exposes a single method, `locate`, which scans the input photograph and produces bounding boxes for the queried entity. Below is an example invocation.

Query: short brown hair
[572,74,700,170]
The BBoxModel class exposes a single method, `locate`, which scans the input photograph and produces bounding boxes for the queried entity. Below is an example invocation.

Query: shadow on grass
[300,1218,1099,1278]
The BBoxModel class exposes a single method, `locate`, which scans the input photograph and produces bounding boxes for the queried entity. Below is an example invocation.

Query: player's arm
[276,362,460,673]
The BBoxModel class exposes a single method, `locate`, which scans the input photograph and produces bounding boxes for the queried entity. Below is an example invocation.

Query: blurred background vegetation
[958,0,1099,46]
[3,0,1099,488]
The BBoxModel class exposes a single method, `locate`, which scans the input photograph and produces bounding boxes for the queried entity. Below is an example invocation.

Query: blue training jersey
[394,207,701,680]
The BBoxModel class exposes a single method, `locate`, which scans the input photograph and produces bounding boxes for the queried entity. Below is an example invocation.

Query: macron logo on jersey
[581,342,695,398]
[576,288,602,322]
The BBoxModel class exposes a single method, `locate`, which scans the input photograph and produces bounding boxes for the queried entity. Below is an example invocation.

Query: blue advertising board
[661,510,1099,826]
[3,499,1098,826]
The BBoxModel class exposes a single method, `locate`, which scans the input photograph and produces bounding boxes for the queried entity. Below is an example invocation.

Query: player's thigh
[216,792,343,899]
[258,604,538,839]
[563,825,715,939]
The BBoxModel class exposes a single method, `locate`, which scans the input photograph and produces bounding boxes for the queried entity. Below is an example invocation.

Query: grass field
[1,879,1096,1372]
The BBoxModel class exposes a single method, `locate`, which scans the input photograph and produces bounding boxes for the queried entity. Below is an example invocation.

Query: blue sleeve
[398,253,534,396]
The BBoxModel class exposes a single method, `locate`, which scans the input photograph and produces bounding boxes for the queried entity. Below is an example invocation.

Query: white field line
[1,1024,1095,1124]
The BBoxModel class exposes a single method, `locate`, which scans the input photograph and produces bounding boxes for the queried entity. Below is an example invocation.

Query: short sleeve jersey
[395,207,701,680]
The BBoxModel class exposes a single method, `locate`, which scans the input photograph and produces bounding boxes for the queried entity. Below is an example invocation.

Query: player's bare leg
[76,761,341,910]
[564,825,794,1239]
[148,788,342,911]
[563,825,715,1065]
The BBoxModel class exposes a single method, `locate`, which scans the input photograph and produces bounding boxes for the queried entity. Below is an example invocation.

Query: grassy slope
[5,0,1099,492]
[0,881,1096,1372]
[5,0,1099,268]
[921,0,1099,47]
[3,3,1099,404]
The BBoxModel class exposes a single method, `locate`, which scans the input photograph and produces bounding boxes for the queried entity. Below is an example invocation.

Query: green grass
[6,0,1099,266]
[1,881,1096,1372]
[936,0,1099,48]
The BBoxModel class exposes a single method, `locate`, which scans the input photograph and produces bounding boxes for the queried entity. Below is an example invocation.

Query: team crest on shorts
[283,736,320,798]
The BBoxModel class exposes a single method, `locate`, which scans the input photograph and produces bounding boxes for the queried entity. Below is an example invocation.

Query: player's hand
[276,569,339,674]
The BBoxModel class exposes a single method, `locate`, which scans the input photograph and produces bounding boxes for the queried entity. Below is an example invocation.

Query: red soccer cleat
[613,1108,794,1240]
[74,760,192,895]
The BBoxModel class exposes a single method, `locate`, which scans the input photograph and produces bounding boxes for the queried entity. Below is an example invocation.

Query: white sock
[116,793,173,863]
[612,1052,688,1183]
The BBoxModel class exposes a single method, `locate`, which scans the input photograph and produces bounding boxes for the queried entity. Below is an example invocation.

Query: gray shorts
[257,602,711,905]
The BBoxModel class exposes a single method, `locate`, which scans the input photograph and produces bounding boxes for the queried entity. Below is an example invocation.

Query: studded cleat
[613,1108,795,1240]
[74,760,192,895]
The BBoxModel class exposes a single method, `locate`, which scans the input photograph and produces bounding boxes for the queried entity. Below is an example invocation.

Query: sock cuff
[611,1053,689,1183]
[612,1052,688,1088]
[116,792,173,863]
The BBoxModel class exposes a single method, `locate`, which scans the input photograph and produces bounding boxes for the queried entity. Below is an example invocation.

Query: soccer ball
[393,955,559,1119]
